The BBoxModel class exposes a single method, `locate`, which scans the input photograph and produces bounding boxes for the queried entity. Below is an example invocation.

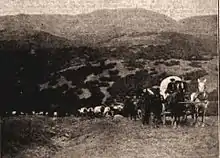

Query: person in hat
[165,78,176,95]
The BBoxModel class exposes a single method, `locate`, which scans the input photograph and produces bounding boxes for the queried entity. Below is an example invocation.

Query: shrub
[189,61,202,68]
[154,60,180,66]
[99,76,112,82]
[99,82,109,87]
[124,58,144,69]
[109,69,119,75]
[183,69,208,81]
[164,60,180,66]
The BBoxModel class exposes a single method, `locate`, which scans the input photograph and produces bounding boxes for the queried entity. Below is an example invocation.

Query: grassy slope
[103,31,217,60]
[0,9,180,46]
[178,15,217,36]
[0,30,74,49]
[3,116,218,158]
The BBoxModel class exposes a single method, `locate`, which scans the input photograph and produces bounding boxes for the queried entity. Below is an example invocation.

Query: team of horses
[142,78,209,128]
[77,77,209,128]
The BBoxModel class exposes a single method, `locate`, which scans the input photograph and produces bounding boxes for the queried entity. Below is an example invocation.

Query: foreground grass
[2,116,219,158]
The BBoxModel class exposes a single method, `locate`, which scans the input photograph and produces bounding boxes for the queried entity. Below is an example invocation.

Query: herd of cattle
[2,77,210,128]
[77,98,142,120]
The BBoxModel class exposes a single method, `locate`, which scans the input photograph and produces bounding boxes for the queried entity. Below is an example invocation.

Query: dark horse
[165,80,187,128]
[140,88,163,127]
[123,96,139,121]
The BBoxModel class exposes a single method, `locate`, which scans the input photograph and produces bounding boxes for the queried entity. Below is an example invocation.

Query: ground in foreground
[2,116,219,158]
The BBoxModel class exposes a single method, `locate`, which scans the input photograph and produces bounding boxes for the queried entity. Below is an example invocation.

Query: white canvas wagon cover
[160,76,182,99]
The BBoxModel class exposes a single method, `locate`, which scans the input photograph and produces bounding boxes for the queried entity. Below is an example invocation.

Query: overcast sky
[0,0,217,20]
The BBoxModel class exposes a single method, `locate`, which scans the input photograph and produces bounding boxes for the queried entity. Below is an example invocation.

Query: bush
[154,60,164,65]
[124,58,144,69]
[99,76,112,82]
[109,69,119,75]
[189,61,202,68]
[154,60,180,66]
[104,62,117,69]
[164,60,180,66]
[99,82,109,87]
[183,69,208,81]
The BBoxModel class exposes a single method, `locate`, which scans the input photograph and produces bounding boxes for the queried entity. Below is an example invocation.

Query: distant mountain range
[0,8,217,47]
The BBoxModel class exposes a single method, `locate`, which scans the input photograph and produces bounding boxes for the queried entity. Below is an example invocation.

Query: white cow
[52,111,58,120]
[113,105,123,110]
[94,106,104,117]
[39,111,44,115]
[53,111,58,117]
[12,111,17,115]
[112,104,124,116]
[87,107,94,112]
[78,107,88,117]
[103,106,112,117]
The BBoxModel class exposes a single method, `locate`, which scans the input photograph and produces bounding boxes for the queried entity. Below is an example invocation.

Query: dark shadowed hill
[0,30,75,49]
[179,15,217,36]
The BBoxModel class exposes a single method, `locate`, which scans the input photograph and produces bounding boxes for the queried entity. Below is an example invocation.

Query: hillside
[0,9,181,46]
[2,116,218,158]
[101,31,217,60]
[0,10,217,54]
[179,15,217,36]
[0,9,218,116]
[0,30,74,49]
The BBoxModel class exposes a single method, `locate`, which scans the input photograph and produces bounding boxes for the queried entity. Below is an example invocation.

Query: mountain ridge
[178,14,217,36]
[0,8,182,46]
[0,9,217,48]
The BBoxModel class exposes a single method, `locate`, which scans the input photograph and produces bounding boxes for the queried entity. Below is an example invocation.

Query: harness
[193,91,208,102]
